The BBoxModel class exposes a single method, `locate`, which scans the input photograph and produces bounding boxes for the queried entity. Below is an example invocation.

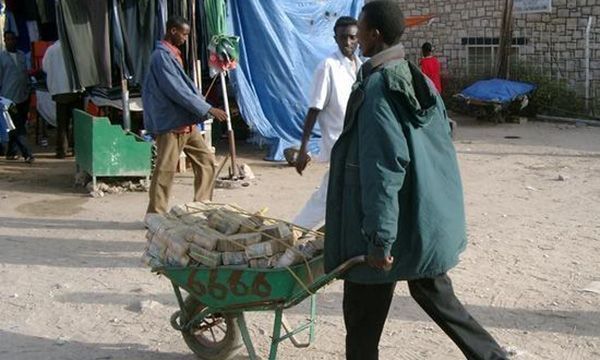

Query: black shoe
[6,155,19,160]
[24,156,35,164]
[55,153,66,159]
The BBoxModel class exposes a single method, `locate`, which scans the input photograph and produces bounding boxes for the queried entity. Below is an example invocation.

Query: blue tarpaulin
[228,0,363,161]
[459,78,536,104]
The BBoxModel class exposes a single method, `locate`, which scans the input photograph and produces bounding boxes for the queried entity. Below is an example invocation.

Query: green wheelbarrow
[153,254,365,360]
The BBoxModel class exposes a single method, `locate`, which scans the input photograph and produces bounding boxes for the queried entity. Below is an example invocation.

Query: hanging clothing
[22,0,39,21]
[120,0,156,85]
[110,0,133,80]
[196,0,209,76]
[5,0,16,13]
[168,0,188,19]
[38,0,57,40]
[36,0,50,23]
[156,0,167,39]
[56,0,111,88]
[0,2,5,51]
[26,21,39,42]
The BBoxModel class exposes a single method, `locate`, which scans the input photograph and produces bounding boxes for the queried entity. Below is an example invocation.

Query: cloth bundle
[0,97,16,143]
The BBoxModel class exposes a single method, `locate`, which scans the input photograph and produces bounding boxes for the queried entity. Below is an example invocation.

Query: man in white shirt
[293,16,361,230]
[42,40,82,158]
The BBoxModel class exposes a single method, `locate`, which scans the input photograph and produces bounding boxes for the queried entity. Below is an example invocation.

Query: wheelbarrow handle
[304,255,366,295]
[329,255,367,278]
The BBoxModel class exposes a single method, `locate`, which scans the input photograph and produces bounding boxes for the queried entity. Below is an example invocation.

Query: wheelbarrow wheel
[180,295,244,360]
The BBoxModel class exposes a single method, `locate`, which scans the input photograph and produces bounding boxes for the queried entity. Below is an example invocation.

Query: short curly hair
[334,16,358,35]
[361,1,405,45]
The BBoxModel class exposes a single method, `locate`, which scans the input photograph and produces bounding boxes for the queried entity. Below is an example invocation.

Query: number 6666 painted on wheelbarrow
[153,254,366,360]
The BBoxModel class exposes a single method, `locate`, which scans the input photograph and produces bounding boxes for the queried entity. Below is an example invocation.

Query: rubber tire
[180,296,244,360]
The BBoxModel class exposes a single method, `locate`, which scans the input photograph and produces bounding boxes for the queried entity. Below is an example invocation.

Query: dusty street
[0,116,599,360]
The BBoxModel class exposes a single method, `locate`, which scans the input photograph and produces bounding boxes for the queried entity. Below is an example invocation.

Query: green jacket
[324,58,467,283]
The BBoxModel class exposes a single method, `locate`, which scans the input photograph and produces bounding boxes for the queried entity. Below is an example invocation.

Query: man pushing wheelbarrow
[323,2,509,359]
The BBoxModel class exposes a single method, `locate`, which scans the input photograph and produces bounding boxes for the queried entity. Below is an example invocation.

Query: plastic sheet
[228,0,363,161]
[459,78,536,104]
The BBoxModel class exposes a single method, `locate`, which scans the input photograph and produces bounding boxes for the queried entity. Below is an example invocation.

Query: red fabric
[419,56,442,93]
[406,15,435,28]
[161,40,183,66]
[30,41,54,75]
[161,40,192,134]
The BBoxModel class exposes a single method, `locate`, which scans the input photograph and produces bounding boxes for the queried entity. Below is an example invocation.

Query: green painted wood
[74,110,152,178]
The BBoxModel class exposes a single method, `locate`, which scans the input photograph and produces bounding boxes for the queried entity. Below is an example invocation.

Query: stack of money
[141,201,323,269]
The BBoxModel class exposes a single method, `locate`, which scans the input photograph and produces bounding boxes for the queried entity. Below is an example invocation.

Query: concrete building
[379,0,600,102]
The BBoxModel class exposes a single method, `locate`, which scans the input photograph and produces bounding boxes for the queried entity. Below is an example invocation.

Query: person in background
[42,40,83,159]
[0,31,34,163]
[419,41,442,94]
[293,16,361,230]
[325,2,508,359]
[143,16,227,218]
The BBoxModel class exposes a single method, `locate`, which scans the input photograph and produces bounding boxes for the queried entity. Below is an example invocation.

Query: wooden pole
[585,16,594,114]
[496,0,514,79]
[220,71,238,178]
[120,54,131,131]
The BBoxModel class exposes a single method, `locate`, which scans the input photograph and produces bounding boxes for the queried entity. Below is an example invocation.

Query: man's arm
[358,83,410,270]
[295,108,320,175]
[295,60,330,174]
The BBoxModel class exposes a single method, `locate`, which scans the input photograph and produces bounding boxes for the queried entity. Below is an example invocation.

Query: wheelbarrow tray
[154,255,325,312]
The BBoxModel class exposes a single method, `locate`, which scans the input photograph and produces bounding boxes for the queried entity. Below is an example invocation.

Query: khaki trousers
[147,129,215,214]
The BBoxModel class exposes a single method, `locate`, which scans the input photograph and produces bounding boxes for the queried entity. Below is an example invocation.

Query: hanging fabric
[119,0,156,85]
[156,0,167,39]
[0,1,6,51]
[56,0,111,88]
[196,0,210,76]
[110,0,133,81]
[205,0,238,74]
[228,0,363,161]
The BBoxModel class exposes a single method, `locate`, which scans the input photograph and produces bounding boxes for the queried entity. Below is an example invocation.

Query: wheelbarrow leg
[268,306,284,360]
[308,294,316,343]
[237,313,258,360]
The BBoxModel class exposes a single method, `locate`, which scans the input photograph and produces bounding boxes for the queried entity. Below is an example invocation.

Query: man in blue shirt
[143,17,227,216]
[0,31,33,163]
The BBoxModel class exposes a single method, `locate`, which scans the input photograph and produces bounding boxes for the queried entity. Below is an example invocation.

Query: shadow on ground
[54,289,600,338]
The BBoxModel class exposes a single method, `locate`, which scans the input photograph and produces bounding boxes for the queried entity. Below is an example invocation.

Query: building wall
[367,0,600,96]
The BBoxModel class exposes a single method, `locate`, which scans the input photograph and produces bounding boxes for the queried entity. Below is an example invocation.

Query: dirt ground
[0,115,599,360]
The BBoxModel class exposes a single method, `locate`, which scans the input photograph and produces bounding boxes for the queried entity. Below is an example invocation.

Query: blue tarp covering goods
[228,0,363,161]
[459,79,536,104]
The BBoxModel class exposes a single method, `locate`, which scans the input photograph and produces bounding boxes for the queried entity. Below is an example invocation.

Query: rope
[203,75,219,98]
[172,202,320,290]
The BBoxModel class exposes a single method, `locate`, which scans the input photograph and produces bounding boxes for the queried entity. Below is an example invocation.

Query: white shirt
[8,52,18,66]
[308,50,361,162]
[42,41,72,96]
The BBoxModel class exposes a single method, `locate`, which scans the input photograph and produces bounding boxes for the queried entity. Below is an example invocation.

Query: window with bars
[462,37,527,76]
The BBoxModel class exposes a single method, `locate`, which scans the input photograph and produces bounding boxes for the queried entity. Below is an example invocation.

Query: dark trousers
[54,93,82,157]
[343,275,508,360]
[7,101,32,159]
